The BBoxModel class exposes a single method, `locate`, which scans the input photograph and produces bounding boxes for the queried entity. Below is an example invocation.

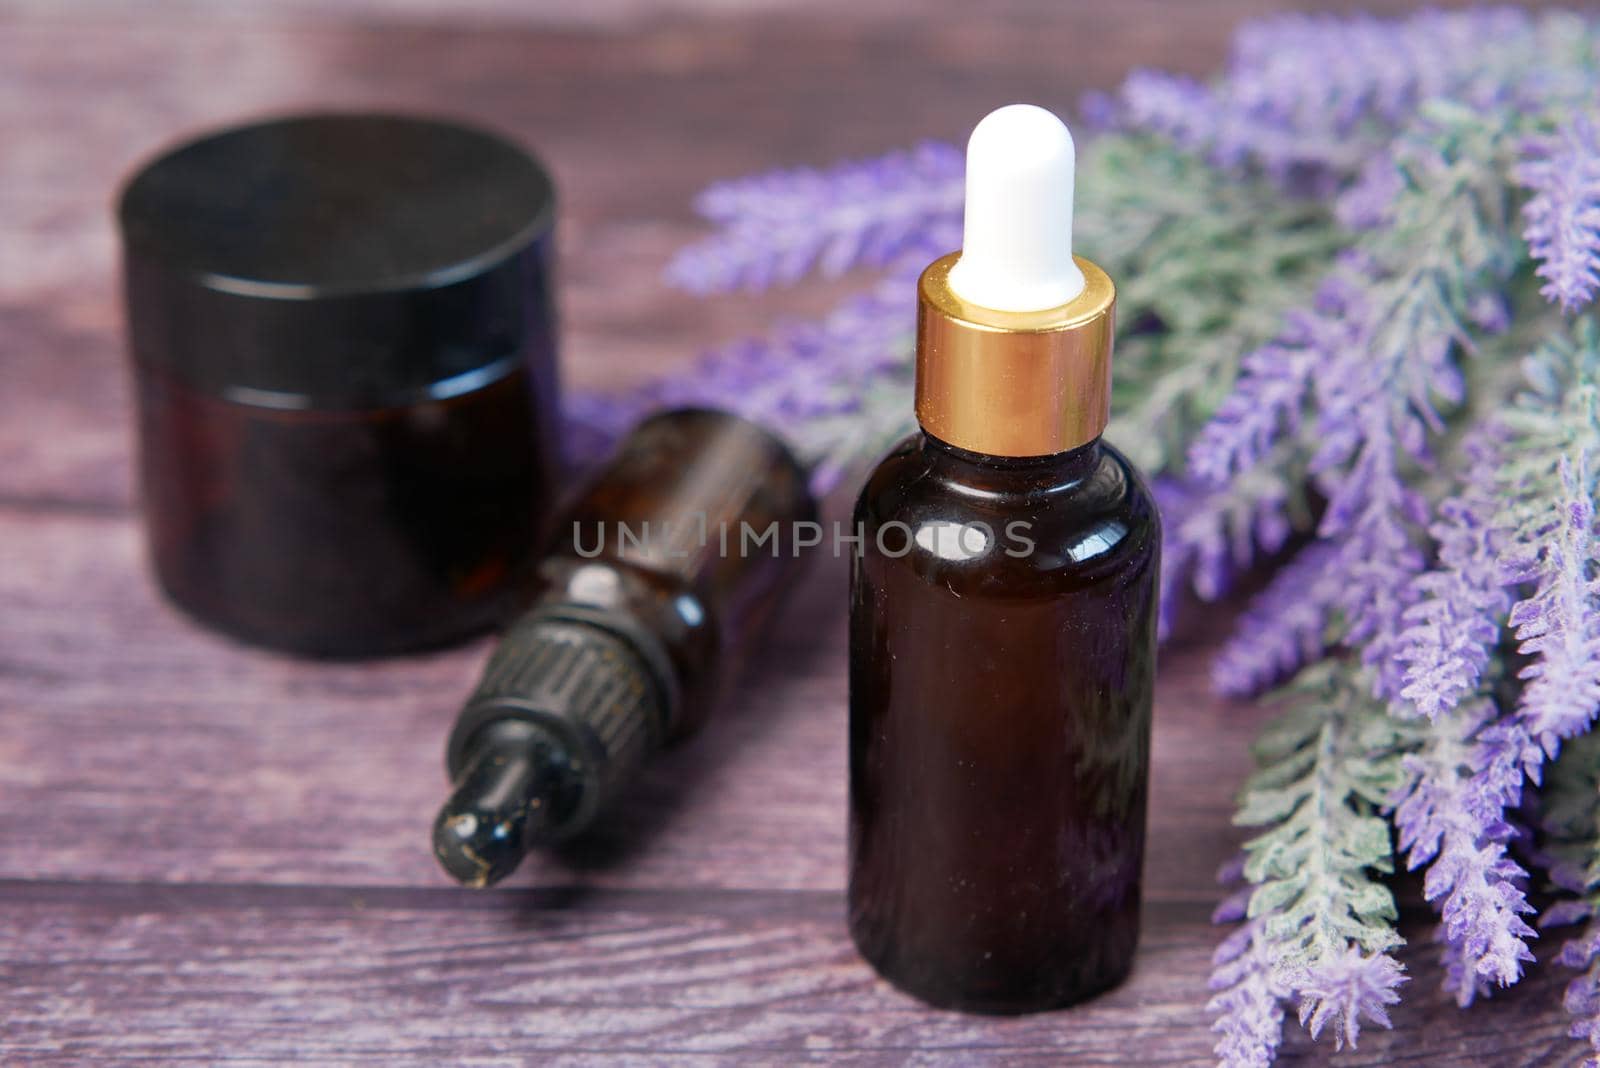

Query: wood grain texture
[0,1,1584,1063]
[0,884,1584,1066]
[0,510,1247,896]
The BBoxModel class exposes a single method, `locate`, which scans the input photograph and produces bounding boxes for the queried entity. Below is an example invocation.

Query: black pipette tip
[432,807,525,888]
[431,719,576,888]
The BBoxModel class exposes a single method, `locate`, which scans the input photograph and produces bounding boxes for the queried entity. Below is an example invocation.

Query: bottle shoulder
[852,432,1160,589]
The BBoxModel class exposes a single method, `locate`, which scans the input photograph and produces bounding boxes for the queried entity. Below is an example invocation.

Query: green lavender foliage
[1540,729,1600,885]
[1204,100,1532,699]
[1498,318,1600,544]
[1073,135,1341,474]
[1234,662,1419,1042]
[1241,668,1407,955]
[1206,114,1600,1066]
[1204,101,1600,1056]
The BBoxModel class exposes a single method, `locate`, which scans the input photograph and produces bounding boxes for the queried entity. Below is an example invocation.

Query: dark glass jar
[118,114,560,657]
[848,430,1160,1014]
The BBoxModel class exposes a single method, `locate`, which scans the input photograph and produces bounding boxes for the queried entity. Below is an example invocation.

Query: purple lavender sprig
[1391,698,1538,1003]
[1156,462,1302,643]
[1108,8,1563,188]
[1187,271,1358,486]
[666,143,962,294]
[1295,948,1407,1050]
[573,250,929,496]
[1214,663,1415,1061]
[1208,916,1289,1067]
[1506,453,1600,754]
[1316,417,1431,701]
[1182,102,1523,693]
[1382,320,1600,1009]
[1516,118,1600,313]
[1438,932,1497,1010]
[1394,431,1514,721]
[1211,540,1341,697]
[1535,730,1600,1061]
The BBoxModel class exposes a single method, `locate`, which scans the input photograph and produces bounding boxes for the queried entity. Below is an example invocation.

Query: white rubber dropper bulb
[946,104,1085,313]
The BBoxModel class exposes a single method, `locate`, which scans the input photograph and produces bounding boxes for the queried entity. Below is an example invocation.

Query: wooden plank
[0,882,1581,1066]
[0,884,1203,1065]
[0,507,1253,895]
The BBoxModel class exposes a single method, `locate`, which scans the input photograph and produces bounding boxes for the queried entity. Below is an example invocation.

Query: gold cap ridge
[914,251,1115,457]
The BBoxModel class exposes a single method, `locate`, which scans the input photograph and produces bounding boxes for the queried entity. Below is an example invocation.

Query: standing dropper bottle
[847,105,1160,1013]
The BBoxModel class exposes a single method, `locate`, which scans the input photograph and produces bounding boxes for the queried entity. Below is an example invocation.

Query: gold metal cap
[914,251,1115,457]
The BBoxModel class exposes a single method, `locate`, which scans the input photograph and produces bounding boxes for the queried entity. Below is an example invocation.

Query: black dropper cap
[432,610,671,887]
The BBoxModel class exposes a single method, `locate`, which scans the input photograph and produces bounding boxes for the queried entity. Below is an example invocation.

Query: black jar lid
[118,113,556,407]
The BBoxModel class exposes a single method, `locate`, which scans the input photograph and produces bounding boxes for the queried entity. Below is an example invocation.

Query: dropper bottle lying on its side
[433,408,817,887]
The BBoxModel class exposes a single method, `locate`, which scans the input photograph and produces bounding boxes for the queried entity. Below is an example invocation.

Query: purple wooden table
[0,1,1581,1062]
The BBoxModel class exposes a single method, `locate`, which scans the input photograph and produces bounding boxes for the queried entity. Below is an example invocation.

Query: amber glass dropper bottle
[848,104,1160,1014]
[433,408,816,887]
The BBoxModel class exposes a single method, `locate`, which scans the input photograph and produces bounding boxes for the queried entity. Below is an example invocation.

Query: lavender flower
[1116,68,1218,160]
[1207,402,1429,700]
[1564,944,1600,1065]
[1470,717,1547,823]
[1296,947,1406,1050]
[633,141,963,490]
[1151,477,1195,640]
[1545,900,1597,929]
[1317,429,1428,701]
[1438,932,1496,1009]
[1394,432,1514,720]
[1187,272,1356,485]
[1516,118,1600,313]
[1211,541,1340,697]
[1392,699,1537,1003]
[1336,157,1404,232]
[641,274,911,422]
[1507,453,1600,753]
[666,144,962,294]
[1155,470,1299,643]
[1560,920,1600,1064]
[1209,849,1400,1064]
[1106,8,1544,185]
[1468,291,1514,336]
[583,254,926,495]
[1207,919,1288,1067]
[1191,101,1521,703]
[1220,667,1413,1058]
